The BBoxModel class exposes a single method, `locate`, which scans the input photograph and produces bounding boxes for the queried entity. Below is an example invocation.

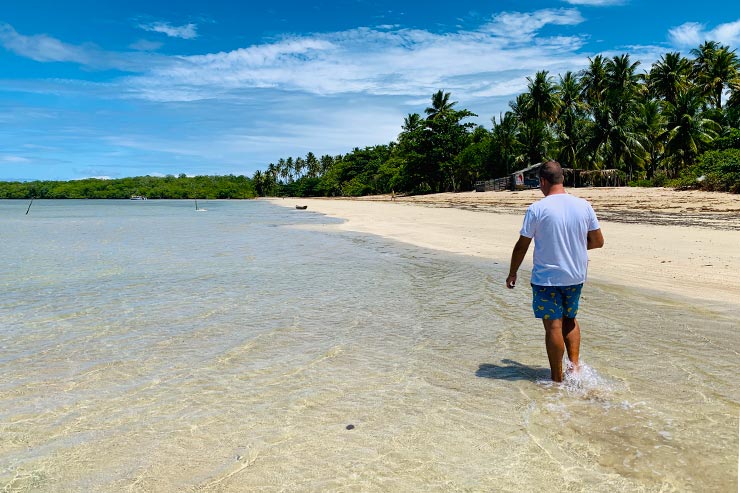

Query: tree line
[0,174,256,199]
[254,40,740,196]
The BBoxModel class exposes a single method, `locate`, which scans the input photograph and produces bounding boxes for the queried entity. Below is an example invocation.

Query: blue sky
[1,1,739,181]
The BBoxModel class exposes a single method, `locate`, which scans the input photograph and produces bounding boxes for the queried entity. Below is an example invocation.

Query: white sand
[268,188,740,308]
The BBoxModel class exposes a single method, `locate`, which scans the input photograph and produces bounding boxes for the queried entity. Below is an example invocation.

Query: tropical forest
[254,41,740,197]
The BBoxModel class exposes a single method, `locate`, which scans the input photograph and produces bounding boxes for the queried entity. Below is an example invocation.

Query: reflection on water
[0,200,737,492]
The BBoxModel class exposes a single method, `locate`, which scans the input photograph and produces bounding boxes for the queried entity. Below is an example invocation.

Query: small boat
[130,195,147,200]
[295,205,308,210]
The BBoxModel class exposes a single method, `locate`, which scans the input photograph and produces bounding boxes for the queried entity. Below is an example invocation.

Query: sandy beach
[269,187,740,309]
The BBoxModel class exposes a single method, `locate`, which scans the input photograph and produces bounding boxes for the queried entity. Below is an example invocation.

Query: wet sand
[269,187,740,309]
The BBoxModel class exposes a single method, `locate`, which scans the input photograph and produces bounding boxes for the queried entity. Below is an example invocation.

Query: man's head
[539,161,564,185]
[538,160,566,196]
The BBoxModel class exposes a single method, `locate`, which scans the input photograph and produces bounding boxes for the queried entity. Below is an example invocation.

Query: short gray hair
[539,161,564,185]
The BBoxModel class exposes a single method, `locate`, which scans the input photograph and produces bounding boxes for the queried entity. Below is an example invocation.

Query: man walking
[506,161,604,382]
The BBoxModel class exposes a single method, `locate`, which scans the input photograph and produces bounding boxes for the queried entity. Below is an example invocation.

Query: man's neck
[543,184,567,196]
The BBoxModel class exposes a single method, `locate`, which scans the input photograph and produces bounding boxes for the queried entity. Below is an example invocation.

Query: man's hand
[507,236,531,290]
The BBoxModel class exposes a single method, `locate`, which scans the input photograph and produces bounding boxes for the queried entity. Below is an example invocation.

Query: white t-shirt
[520,193,600,286]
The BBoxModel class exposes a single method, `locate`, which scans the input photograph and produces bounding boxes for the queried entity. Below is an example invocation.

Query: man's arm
[506,235,532,289]
[587,228,604,250]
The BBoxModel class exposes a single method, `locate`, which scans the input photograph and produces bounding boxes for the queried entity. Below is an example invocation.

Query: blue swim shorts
[531,284,583,320]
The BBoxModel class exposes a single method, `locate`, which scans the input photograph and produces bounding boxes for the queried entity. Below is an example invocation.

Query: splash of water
[562,361,612,397]
[536,361,612,398]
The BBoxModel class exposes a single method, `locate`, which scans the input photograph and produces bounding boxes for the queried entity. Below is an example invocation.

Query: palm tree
[580,55,608,106]
[661,88,721,174]
[524,70,561,122]
[425,90,456,120]
[423,91,477,192]
[691,40,721,91]
[581,100,612,170]
[554,71,588,169]
[726,80,740,127]
[635,99,666,178]
[398,112,431,191]
[598,55,645,177]
[266,163,279,195]
[252,170,265,196]
[319,155,334,176]
[508,91,554,166]
[277,158,288,184]
[605,108,645,179]
[580,56,615,170]
[285,157,294,183]
[691,42,740,109]
[517,119,552,167]
[509,93,529,122]
[305,152,320,178]
[556,72,585,117]
[691,41,721,68]
[490,112,520,176]
[402,112,424,133]
[605,54,642,105]
[649,52,692,104]
[294,156,305,179]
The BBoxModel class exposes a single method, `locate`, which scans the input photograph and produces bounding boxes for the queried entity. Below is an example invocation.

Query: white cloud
[120,10,587,103]
[2,9,588,103]
[139,22,198,40]
[0,23,165,71]
[219,106,405,158]
[101,135,212,159]
[668,22,704,47]
[470,79,531,98]
[129,39,163,51]
[711,19,740,46]
[1,155,31,163]
[74,175,112,180]
[480,8,585,40]
[669,19,740,48]
[0,23,93,64]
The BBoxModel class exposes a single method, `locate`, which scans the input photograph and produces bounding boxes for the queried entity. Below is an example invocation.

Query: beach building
[475,162,623,192]
[475,162,546,192]
[512,162,544,189]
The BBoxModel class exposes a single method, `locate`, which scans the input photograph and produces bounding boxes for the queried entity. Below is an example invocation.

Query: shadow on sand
[476,359,551,381]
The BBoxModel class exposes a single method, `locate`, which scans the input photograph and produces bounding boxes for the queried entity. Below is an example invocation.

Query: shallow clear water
[1,199,737,492]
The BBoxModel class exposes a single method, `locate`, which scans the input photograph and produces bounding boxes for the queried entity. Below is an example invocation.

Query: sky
[1,1,740,181]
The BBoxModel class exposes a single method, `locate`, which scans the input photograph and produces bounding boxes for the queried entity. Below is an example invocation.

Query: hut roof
[514,162,544,174]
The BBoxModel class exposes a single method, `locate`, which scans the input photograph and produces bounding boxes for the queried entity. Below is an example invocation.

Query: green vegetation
[674,148,740,193]
[256,41,740,196]
[0,174,255,199]
[3,41,739,199]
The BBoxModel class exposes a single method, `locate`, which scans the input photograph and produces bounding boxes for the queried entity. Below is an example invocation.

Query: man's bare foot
[565,361,580,377]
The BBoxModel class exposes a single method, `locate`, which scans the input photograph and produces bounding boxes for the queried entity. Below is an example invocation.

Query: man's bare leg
[543,318,565,382]
[563,317,581,374]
